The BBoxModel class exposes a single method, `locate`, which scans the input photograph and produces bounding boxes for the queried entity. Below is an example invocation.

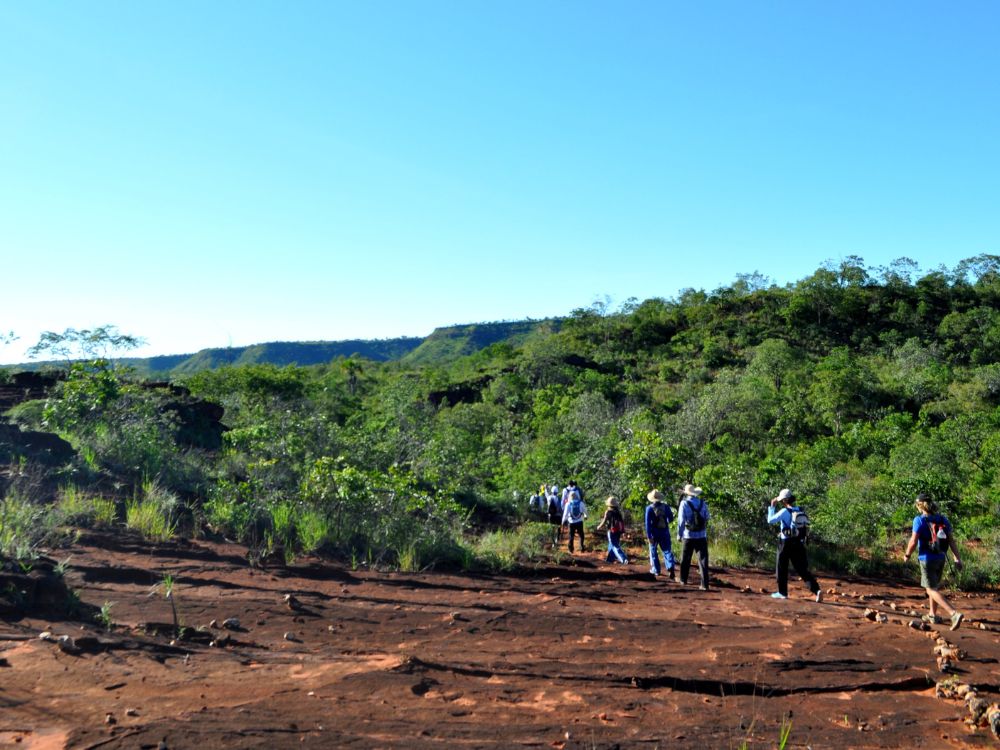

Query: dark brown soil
[2,532,998,749]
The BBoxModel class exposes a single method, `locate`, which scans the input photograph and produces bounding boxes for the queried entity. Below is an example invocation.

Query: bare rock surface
[2,531,999,748]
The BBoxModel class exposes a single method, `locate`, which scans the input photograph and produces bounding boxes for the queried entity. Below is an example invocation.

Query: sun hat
[682,483,703,497]
[606,496,620,508]
[647,489,665,503]
[774,488,795,503]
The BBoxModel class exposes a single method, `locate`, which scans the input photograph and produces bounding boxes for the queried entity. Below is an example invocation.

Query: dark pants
[567,522,585,552]
[680,537,709,587]
[776,538,819,596]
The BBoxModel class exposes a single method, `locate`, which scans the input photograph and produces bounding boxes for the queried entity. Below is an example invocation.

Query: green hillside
[401,320,560,365]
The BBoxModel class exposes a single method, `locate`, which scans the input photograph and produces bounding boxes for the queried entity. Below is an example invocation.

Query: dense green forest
[3,256,1000,585]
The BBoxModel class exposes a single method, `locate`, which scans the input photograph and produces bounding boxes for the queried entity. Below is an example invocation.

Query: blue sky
[1,1,998,362]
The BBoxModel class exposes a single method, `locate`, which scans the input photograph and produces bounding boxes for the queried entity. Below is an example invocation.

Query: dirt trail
[2,533,998,749]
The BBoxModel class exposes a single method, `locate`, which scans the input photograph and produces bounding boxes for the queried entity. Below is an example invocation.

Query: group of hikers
[528,483,966,630]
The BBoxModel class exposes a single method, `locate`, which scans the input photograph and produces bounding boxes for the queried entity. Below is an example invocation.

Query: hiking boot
[770,592,788,599]
[815,590,823,603]
[950,612,964,631]
[921,614,943,625]
[668,571,676,582]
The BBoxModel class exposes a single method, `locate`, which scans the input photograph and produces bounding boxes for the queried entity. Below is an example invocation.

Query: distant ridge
[6,320,560,377]
[123,338,425,376]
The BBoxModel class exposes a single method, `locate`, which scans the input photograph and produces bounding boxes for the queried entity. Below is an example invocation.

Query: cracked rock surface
[1,530,999,748]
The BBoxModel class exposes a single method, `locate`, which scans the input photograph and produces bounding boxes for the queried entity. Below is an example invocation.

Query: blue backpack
[567,498,584,522]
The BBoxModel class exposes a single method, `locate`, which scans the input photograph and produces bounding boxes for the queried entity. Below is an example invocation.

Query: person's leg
[606,531,614,562]
[926,588,955,617]
[567,523,576,553]
[921,559,951,617]
[680,539,694,584]
[663,537,676,580]
[696,538,709,588]
[609,532,627,563]
[788,541,819,594]
[776,541,790,596]
[648,539,661,575]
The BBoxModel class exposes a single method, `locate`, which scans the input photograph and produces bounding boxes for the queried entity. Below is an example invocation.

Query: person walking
[902,493,964,630]
[597,496,629,564]
[561,484,588,553]
[546,485,564,544]
[562,480,584,507]
[767,489,822,602]
[644,489,675,579]
[677,484,709,590]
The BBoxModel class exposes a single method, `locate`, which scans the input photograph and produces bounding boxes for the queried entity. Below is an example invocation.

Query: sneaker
[771,592,788,599]
[950,612,964,631]
[815,590,823,603]
[649,569,659,576]
[921,614,943,625]
[699,585,709,591]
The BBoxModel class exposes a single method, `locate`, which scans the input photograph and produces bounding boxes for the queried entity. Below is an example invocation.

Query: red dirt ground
[2,532,999,749]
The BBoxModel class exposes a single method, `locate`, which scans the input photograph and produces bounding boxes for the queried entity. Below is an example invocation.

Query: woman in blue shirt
[902,493,964,630]
[767,489,821,602]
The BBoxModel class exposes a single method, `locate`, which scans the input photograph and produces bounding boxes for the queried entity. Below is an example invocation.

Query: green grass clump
[471,522,554,572]
[0,491,53,561]
[56,485,118,528]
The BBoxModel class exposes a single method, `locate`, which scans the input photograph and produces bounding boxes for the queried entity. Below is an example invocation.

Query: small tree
[27,325,144,362]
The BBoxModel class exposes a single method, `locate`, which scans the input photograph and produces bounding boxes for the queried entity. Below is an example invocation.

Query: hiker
[562,480,584,506]
[546,485,564,543]
[902,493,964,630]
[677,484,710,590]
[597,496,628,564]
[644,489,675,579]
[767,489,822,602]
[561,483,588,553]
[528,484,547,517]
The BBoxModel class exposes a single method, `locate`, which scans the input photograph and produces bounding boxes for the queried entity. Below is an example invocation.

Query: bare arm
[902,531,919,561]
[948,535,963,567]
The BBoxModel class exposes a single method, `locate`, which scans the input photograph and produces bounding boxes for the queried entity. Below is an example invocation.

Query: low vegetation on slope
[2,256,1000,585]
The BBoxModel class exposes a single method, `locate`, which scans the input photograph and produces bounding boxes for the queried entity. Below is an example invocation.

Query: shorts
[920,557,946,590]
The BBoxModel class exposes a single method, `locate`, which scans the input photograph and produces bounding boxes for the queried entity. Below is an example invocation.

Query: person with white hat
[677,483,710,590]
[597,496,629,564]
[767,488,822,602]
[645,489,675,579]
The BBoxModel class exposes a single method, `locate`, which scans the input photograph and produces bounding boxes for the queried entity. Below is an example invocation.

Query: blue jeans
[606,531,628,563]
[648,530,675,575]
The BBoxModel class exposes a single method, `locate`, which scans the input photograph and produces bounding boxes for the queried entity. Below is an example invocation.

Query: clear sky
[1,1,998,363]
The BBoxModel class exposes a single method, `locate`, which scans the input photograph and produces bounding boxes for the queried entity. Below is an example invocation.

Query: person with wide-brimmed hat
[644,489,675,578]
[597,496,629,564]
[902,493,964,630]
[767,488,821,602]
[677,483,710,590]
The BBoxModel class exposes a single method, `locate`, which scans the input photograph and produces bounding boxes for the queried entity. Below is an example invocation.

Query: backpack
[566,487,581,504]
[927,515,949,554]
[786,508,810,540]
[567,498,584,523]
[529,494,544,513]
[547,495,561,515]
[609,509,625,535]
[652,503,669,530]
[684,499,706,533]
